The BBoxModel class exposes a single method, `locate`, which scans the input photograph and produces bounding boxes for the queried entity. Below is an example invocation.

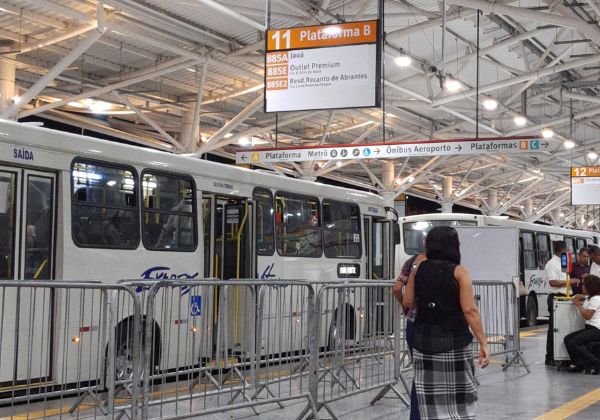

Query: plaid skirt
[413,345,477,420]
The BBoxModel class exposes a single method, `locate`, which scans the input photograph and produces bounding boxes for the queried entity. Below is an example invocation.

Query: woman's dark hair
[584,275,600,297]
[425,226,461,264]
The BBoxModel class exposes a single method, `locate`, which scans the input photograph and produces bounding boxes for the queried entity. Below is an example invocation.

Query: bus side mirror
[393,222,401,245]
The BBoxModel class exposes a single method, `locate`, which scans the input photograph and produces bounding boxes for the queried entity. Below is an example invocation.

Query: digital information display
[265,20,380,113]
[571,166,600,205]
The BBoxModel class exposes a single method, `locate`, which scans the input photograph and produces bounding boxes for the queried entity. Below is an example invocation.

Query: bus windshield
[403,219,477,255]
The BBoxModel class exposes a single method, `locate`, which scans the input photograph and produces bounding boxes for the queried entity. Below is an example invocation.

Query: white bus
[0,119,397,389]
[396,213,599,326]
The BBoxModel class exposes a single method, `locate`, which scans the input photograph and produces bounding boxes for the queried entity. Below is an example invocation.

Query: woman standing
[403,226,489,420]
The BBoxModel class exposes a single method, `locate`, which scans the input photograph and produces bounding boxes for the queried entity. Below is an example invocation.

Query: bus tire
[327,304,356,351]
[526,296,538,327]
[110,318,161,384]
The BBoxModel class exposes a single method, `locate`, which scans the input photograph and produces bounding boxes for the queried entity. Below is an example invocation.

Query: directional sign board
[571,166,600,205]
[236,137,550,164]
[265,20,380,112]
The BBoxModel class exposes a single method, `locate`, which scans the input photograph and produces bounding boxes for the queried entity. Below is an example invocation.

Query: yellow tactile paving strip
[534,388,600,419]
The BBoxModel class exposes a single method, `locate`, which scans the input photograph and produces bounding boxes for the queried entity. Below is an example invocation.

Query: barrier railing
[139,279,320,420]
[0,280,142,419]
[473,281,530,372]
[3,278,527,419]
[301,280,409,420]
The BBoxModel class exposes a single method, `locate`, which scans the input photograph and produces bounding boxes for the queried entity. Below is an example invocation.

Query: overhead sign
[236,137,550,164]
[265,20,380,113]
[571,166,600,205]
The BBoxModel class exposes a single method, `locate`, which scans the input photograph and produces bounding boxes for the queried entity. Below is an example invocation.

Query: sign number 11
[271,30,291,50]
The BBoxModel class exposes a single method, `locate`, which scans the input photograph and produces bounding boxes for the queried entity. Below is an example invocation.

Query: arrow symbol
[375,149,381,154]
[241,154,247,161]
[542,141,549,148]
[455,145,462,151]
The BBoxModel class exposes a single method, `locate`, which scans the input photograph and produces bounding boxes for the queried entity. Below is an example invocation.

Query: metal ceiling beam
[194,93,264,154]
[19,59,200,118]
[2,6,105,119]
[433,54,600,107]
[193,0,265,31]
[112,92,180,147]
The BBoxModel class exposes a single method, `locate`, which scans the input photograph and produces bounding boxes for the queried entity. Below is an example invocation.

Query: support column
[523,198,533,219]
[181,110,198,152]
[0,45,16,117]
[440,176,453,213]
[487,189,498,216]
[300,161,316,181]
[382,161,395,189]
[553,209,563,226]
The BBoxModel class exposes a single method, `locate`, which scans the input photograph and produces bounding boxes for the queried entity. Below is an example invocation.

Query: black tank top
[414,260,470,335]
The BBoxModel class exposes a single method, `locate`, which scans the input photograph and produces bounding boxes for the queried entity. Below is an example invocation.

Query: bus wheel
[526,297,538,327]
[112,319,160,383]
[115,328,135,382]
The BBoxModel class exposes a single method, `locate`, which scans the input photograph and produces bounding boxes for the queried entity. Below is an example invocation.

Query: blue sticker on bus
[190,295,202,316]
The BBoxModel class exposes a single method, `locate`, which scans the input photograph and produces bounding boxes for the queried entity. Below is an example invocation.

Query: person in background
[564,275,600,374]
[544,241,581,366]
[393,252,426,420]
[570,247,591,295]
[403,226,489,420]
[590,246,600,277]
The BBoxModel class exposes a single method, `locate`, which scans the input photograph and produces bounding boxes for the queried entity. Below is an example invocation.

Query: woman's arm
[401,254,426,308]
[455,265,489,368]
[573,295,595,320]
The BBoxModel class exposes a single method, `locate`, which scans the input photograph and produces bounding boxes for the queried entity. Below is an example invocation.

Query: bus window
[142,172,196,251]
[24,176,54,279]
[71,160,139,249]
[564,237,575,253]
[403,219,477,255]
[0,172,16,279]
[576,238,587,251]
[521,232,537,270]
[253,188,274,256]
[275,193,321,257]
[537,233,551,268]
[322,199,361,258]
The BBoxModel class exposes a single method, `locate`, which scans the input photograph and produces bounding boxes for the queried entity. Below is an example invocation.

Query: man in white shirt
[590,246,600,277]
[545,241,581,366]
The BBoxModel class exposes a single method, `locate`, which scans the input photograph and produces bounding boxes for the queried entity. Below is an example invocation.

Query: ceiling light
[186,68,196,73]
[541,128,554,139]
[11,96,21,104]
[238,137,250,146]
[588,220,595,226]
[89,100,111,113]
[513,115,527,126]
[444,78,462,92]
[223,133,234,139]
[563,139,575,149]
[482,98,498,111]
[68,101,85,108]
[394,55,412,67]
[588,150,598,160]
[559,212,565,217]
[322,26,341,36]
[407,176,415,182]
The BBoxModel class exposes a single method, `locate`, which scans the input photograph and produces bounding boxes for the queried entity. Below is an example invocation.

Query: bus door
[0,167,56,384]
[363,216,393,333]
[201,194,255,351]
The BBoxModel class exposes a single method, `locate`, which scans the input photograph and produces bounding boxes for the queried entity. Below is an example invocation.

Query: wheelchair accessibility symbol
[190,295,202,316]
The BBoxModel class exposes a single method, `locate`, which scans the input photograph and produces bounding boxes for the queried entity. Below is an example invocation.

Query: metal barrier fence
[1,278,527,419]
[0,280,142,419]
[473,281,530,372]
[301,281,409,420]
